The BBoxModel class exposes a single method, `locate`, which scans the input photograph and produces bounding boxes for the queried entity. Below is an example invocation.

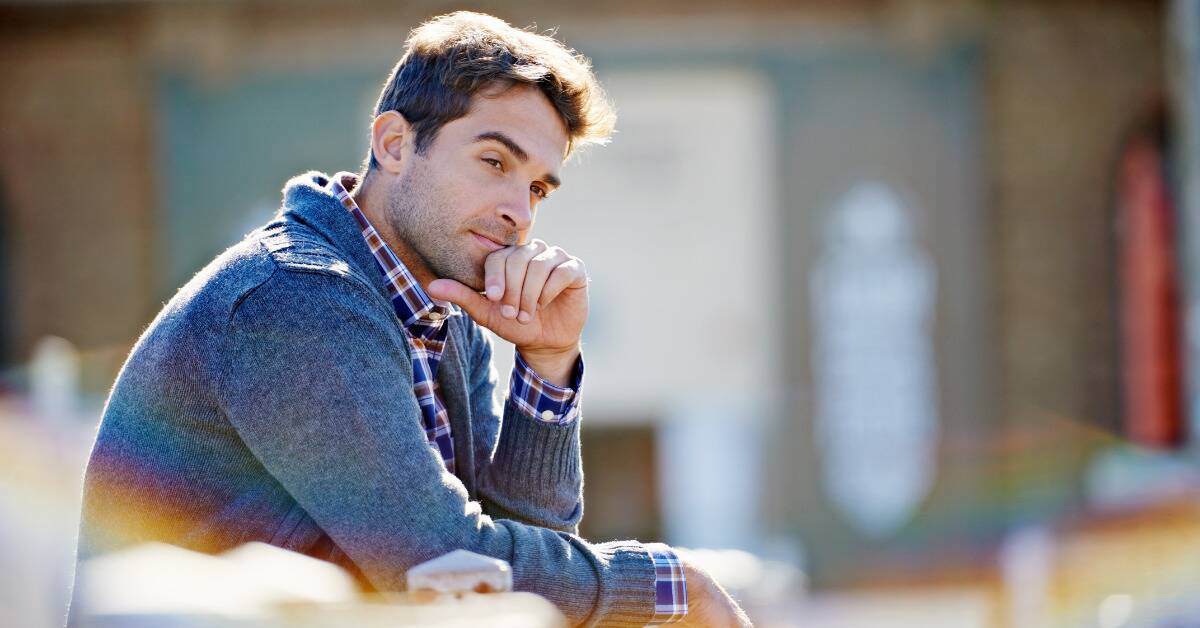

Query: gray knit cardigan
[73,171,659,627]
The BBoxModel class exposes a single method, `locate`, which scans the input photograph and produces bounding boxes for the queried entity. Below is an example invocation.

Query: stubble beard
[385,163,487,291]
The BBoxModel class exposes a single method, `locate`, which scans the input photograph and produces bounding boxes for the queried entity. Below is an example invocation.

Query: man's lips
[471,231,507,252]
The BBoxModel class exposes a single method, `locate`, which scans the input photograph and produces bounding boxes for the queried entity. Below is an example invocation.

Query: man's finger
[503,240,546,320]
[519,248,568,322]
[483,247,510,302]
[538,257,587,308]
[426,278,494,324]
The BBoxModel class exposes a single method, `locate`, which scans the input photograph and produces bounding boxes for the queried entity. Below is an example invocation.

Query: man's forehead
[448,87,569,167]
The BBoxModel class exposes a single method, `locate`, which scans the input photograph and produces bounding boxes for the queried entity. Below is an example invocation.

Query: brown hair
[365,11,615,170]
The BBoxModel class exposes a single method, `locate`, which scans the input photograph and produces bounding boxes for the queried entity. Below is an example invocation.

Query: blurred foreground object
[74,542,564,627]
[684,547,998,627]
[1001,500,1200,627]
[407,549,512,594]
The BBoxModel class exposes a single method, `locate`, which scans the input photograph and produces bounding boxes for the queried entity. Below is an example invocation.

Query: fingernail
[501,305,517,319]
[486,285,502,300]
[517,311,531,323]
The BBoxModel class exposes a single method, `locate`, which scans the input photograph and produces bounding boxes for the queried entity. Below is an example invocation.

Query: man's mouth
[471,231,507,252]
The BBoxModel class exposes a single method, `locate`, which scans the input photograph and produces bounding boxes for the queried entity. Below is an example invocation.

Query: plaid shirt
[330,175,686,623]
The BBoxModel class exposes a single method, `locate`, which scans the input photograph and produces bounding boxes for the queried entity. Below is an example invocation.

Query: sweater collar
[279,170,453,336]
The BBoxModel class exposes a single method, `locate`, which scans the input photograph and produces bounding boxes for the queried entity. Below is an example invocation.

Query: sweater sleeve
[459,316,586,536]
[217,269,655,627]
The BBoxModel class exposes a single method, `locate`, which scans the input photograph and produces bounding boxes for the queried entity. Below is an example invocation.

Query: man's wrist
[516,345,580,388]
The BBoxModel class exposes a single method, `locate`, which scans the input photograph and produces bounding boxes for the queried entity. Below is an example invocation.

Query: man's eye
[483,158,503,171]
[531,184,547,200]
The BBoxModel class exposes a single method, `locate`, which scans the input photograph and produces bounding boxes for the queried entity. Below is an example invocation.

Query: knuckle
[562,258,584,275]
[511,246,536,264]
[505,253,527,273]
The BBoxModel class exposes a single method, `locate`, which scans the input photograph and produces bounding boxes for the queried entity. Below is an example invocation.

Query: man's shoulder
[147,217,373,339]
[231,215,379,294]
[255,222,364,284]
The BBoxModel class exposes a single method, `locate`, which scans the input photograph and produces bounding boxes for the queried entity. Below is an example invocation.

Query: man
[74,11,750,628]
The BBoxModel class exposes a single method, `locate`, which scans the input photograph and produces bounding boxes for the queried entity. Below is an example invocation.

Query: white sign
[810,182,939,538]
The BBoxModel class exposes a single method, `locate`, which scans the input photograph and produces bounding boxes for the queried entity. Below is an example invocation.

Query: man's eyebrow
[473,131,562,188]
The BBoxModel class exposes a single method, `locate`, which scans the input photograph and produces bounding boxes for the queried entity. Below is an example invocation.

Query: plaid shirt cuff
[645,543,688,623]
[510,351,584,424]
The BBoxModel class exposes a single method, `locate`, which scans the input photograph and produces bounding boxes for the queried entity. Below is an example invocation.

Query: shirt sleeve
[509,350,584,424]
[645,543,689,623]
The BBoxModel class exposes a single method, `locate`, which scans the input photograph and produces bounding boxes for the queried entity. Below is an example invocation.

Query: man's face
[382,84,569,291]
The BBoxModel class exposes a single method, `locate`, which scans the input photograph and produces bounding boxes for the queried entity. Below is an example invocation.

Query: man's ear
[371,111,413,174]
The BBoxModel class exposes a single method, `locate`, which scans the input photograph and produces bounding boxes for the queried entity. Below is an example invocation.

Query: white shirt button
[427,311,444,321]
[541,410,556,422]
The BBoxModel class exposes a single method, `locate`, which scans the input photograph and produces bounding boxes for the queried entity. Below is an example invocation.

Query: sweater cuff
[493,399,583,483]
[587,540,659,627]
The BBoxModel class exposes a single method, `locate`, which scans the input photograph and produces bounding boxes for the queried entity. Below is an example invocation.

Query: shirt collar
[326,173,453,336]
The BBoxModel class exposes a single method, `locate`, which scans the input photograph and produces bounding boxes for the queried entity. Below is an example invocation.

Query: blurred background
[2,0,1200,626]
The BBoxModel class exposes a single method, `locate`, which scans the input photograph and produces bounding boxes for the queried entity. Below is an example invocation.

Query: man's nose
[496,189,533,232]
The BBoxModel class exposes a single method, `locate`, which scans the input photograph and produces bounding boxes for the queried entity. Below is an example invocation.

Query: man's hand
[675,550,754,627]
[427,239,587,386]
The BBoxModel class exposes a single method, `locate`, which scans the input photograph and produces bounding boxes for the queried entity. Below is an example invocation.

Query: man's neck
[353,173,437,290]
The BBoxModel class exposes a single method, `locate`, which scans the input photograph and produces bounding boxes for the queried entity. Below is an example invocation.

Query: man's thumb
[427,279,491,320]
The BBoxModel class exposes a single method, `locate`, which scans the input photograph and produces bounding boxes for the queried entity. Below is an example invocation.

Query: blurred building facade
[1,1,1195,626]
